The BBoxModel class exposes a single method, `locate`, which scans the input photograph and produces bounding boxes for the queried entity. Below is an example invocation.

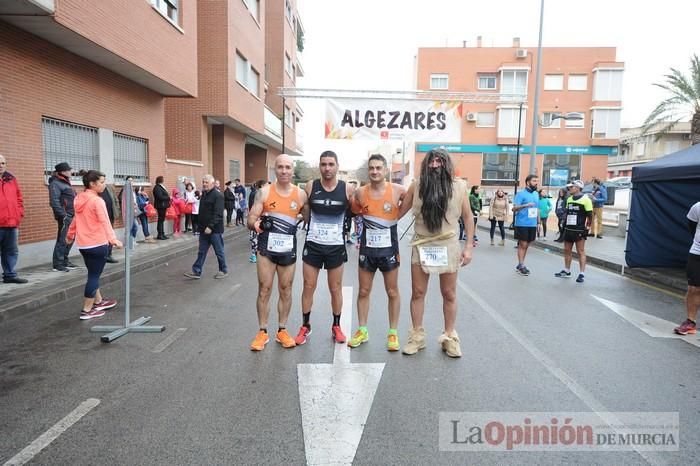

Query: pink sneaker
[93,299,117,311]
[80,308,106,320]
[674,319,697,335]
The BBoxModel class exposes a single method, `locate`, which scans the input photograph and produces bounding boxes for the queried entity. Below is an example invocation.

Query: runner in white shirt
[674,201,700,335]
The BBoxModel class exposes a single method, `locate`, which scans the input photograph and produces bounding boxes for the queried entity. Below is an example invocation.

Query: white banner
[324,98,462,142]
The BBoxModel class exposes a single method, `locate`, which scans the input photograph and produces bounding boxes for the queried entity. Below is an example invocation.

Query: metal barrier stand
[90,179,165,342]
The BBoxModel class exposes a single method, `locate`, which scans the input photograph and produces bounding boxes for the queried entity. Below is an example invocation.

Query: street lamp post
[513,101,524,196]
[281,97,286,154]
[528,0,545,176]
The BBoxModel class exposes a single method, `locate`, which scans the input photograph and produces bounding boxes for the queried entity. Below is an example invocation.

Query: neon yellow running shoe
[348,328,369,348]
[387,332,400,352]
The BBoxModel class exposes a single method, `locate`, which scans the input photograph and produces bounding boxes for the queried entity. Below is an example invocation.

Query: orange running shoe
[276,329,296,348]
[250,330,269,351]
[332,325,346,343]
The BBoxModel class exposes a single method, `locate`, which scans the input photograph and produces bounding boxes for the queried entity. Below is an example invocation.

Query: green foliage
[293,160,316,184]
[297,28,305,53]
[643,54,700,143]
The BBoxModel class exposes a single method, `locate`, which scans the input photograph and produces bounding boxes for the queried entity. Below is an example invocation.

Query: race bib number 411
[418,246,448,267]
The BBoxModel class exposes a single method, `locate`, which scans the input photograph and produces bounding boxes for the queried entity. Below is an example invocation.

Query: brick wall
[0,22,176,244]
[55,0,197,96]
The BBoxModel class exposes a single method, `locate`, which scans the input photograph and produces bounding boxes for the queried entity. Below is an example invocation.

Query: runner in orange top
[347,154,405,351]
[247,154,308,351]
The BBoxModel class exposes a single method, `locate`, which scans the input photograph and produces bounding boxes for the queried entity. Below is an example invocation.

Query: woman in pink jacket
[67,170,123,320]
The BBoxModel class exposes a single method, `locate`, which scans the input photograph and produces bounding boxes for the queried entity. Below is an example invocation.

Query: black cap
[55,162,72,172]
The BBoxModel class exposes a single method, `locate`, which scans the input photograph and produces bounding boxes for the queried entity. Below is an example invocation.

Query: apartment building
[1,0,305,247]
[414,38,623,190]
[608,122,691,177]
[0,0,197,244]
[165,0,304,187]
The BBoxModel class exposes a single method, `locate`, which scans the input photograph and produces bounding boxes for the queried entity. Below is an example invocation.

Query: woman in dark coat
[152,175,171,240]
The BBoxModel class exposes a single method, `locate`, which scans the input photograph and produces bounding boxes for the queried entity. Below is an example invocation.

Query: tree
[643,54,700,145]
[293,160,316,185]
[353,157,372,184]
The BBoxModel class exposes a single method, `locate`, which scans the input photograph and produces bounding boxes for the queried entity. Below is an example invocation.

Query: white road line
[457,280,664,466]
[152,328,188,353]
[332,286,353,365]
[592,296,700,348]
[3,398,100,466]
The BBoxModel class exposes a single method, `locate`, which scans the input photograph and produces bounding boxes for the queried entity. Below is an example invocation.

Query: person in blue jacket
[537,189,552,240]
[591,178,607,238]
[512,174,540,276]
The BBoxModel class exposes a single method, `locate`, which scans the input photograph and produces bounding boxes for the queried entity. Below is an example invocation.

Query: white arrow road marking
[297,286,385,466]
[592,295,700,348]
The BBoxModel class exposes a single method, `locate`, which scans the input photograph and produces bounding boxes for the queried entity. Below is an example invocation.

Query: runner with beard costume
[397,148,474,358]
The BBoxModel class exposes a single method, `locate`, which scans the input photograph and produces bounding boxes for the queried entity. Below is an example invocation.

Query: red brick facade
[1,0,304,246]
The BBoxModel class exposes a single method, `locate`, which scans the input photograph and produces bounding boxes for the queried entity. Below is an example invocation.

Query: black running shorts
[687,253,700,287]
[358,253,400,273]
[563,230,588,243]
[258,250,296,266]
[302,242,347,270]
[514,226,537,243]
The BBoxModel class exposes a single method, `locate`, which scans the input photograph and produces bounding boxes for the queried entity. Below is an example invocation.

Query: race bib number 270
[418,246,448,267]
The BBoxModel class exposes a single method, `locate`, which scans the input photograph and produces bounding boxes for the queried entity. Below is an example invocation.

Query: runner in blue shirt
[512,174,540,276]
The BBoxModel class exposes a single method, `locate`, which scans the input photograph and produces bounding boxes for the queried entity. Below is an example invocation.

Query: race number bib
[365,228,391,248]
[267,232,294,253]
[309,222,342,244]
[527,207,538,218]
[566,214,578,226]
[418,246,448,267]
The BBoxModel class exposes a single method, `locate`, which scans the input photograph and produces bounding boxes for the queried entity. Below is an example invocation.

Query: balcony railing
[264,106,282,139]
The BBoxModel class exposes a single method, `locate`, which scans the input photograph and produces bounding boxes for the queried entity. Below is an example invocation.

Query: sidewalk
[474,216,688,294]
[0,227,249,322]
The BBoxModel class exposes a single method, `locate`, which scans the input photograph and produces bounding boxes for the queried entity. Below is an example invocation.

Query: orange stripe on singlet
[263,184,302,220]
[357,184,398,223]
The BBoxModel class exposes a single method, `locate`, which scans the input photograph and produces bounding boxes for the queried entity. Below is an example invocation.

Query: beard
[419,167,453,234]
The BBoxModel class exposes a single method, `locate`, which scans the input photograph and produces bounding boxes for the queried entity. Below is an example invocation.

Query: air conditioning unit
[516,48,528,58]
[466,112,477,122]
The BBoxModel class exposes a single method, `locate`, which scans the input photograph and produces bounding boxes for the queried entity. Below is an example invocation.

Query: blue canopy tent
[626,143,700,268]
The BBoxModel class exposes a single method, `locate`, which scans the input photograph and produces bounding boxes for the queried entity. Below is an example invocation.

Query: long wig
[418,149,455,233]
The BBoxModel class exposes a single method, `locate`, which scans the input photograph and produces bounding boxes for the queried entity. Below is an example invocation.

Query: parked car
[606,176,632,188]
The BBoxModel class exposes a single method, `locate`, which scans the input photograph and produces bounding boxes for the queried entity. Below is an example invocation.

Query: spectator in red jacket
[0,154,28,284]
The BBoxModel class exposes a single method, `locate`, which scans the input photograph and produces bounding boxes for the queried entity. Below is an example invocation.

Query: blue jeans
[0,227,19,279]
[79,244,109,298]
[53,217,74,268]
[192,232,227,275]
[138,214,150,237]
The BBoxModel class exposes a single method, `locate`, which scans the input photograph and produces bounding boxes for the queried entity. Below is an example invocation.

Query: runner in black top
[554,180,593,283]
[294,151,355,345]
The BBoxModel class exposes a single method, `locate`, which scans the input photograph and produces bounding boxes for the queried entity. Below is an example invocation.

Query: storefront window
[481,153,517,184]
[542,154,581,186]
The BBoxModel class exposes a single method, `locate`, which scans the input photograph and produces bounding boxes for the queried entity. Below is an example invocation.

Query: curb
[0,228,249,324]
[475,223,687,294]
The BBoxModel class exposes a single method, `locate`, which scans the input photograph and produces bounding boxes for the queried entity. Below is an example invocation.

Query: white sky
[295,0,698,169]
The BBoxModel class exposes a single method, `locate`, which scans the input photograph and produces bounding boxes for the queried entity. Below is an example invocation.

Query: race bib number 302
[418,246,448,267]
[267,232,294,253]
